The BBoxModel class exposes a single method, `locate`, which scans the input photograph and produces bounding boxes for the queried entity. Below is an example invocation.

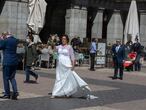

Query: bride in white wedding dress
[51,35,97,99]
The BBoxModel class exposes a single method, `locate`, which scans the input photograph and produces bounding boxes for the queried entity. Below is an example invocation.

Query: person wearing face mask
[112,40,125,80]
[24,34,38,83]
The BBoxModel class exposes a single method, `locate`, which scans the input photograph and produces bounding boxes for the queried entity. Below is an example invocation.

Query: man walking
[24,34,38,83]
[112,40,125,80]
[0,33,19,100]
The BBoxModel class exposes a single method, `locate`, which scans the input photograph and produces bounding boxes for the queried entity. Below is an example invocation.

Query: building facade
[0,0,146,46]
[0,0,28,39]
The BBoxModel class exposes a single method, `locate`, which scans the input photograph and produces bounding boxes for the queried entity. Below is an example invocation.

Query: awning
[124,0,140,44]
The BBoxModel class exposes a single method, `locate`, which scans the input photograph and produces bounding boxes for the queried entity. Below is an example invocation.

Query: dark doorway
[86,7,98,41]
[39,3,66,44]
[102,9,113,39]
[0,0,5,15]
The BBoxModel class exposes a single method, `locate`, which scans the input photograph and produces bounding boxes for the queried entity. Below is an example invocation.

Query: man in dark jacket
[131,37,142,71]
[0,33,19,100]
[112,40,125,80]
[24,35,38,83]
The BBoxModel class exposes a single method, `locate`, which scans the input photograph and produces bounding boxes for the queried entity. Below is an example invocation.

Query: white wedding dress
[52,45,97,99]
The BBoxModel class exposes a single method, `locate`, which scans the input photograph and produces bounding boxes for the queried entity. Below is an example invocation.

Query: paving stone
[0,62,146,110]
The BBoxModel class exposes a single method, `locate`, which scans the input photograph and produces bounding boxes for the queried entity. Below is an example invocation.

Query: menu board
[97,43,106,56]
[96,42,106,65]
[96,57,106,65]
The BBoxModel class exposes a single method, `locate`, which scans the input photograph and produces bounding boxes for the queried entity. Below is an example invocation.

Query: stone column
[107,10,123,44]
[65,6,87,42]
[0,0,28,39]
[140,10,146,47]
[91,8,104,39]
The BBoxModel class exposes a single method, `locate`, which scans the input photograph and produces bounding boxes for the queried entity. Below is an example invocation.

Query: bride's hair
[61,34,69,43]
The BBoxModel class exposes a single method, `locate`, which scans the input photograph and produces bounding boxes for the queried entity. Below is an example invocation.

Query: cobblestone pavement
[0,62,146,110]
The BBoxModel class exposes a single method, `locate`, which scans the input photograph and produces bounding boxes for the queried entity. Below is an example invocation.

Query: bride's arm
[69,45,75,70]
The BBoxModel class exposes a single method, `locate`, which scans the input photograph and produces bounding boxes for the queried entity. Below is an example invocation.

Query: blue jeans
[25,66,37,81]
[3,65,18,96]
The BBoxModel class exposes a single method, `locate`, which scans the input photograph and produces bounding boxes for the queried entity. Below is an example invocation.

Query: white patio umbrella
[27,0,47,43]
[124,0,140,44]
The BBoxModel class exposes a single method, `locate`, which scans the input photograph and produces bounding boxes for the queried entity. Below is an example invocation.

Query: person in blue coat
[0,33,19,100]
[112,40,125,80]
